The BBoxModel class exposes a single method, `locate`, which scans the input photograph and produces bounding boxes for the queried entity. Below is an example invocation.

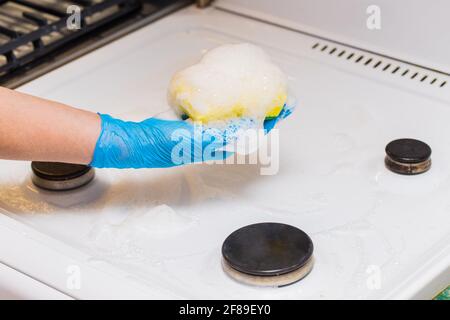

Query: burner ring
[222,256,314,287]
[385,138,432,175]
[222,222,314,286]
[31,162,95,191]
[384,156,431,175]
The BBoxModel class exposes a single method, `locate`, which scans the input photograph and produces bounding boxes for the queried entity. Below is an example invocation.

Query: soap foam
[168,43,288,123]
[89,204,195,261]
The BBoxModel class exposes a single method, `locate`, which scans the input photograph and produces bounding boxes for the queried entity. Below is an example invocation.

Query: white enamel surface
[215,0,450,74]
[0,263,71,300]
[0,6,449,299]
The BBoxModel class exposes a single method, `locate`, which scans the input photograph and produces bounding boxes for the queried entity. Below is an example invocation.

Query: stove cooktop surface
[0,6,449,299]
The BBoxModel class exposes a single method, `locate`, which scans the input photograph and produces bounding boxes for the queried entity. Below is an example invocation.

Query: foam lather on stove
[167,43,287,123]
[153,108,274,154]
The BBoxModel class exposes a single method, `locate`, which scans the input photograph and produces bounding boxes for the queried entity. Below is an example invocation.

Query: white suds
[168,43,288,123]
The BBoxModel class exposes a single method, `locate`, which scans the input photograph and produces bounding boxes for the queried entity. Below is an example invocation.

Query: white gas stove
[0,0,449,299]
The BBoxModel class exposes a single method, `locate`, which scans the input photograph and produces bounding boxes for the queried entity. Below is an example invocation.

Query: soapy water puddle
[0,176,108,214]
[88,204,197,261]
[0,172,202,265]
[370,156,449,195]
[0,162,270,267]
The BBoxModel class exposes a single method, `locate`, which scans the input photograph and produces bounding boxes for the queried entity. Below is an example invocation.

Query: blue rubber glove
[90,104,294,169]
[263,104,294,133]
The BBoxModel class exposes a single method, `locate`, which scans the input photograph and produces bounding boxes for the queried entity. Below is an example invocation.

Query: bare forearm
[0,87,101,164]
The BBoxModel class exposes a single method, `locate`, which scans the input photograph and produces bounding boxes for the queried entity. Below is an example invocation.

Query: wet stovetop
[0,6,449,299]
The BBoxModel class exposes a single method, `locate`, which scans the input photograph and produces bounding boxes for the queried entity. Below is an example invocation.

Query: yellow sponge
[174,91,286,122]
[168,43,288,124]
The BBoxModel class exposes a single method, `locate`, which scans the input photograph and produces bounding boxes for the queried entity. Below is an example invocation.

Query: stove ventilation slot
[311,42,448,88]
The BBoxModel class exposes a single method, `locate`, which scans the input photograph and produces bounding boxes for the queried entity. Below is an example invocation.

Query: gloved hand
[90,104,294,169]
[263,103,293,133]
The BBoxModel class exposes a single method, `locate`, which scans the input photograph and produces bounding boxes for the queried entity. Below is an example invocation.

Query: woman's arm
[0,86,100,164]
[0,86,291,168]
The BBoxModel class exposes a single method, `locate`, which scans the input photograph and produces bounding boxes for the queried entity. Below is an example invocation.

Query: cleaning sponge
[167,43,288,123]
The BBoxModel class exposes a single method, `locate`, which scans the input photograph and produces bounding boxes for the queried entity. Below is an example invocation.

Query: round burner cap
[32,162,91,180]
[385,139,432,175]
[385,138,431,164]
[222,222,314,276]
[31,162,95,191]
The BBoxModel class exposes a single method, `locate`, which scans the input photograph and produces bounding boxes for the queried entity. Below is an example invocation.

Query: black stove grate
[0,0,141,77]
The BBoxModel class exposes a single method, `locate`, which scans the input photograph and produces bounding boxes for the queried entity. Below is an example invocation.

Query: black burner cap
[31,162,92,181]
[222,223,314,276]
[385,138,431,164]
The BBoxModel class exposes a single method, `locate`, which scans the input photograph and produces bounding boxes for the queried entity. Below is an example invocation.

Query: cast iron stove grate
[0,0,145,80]
[0,0,195,88]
